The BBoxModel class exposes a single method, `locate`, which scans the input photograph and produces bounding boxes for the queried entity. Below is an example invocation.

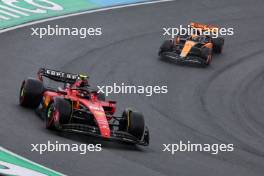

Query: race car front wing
[61,123,149,146]
[159,51,206,65]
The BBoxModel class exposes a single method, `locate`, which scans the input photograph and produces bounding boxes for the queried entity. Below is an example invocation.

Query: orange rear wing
[190,22,219,33]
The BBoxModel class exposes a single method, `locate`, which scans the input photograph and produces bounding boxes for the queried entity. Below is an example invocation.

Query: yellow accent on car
[44,96,50,107]
[79,74,88,80]
[127,110,131,131]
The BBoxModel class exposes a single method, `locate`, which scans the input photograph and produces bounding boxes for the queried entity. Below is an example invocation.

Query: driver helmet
[78,74,89,87]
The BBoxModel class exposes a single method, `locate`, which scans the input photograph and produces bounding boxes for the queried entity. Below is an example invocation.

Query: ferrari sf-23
[19,68,149,146]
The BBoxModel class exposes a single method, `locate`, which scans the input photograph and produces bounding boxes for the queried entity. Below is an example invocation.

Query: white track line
[0,146,66,176]
[0,0,174,34]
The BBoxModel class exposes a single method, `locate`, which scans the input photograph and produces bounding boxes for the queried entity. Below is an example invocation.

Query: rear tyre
[122,109,145,140]
[212,37,224,54]
[159,40,173,55]
[19,78,44,108]
[201,47,213,66]
[45,98,72,129]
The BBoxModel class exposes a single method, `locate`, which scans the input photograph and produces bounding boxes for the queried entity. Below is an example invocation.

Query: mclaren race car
[159,22,225,66]
[19,68,149,146]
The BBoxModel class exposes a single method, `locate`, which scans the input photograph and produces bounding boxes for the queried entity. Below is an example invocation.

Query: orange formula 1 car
[159,22,224,66]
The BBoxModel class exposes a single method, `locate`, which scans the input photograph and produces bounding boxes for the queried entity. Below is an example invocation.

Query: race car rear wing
[38,68,79,84]
[190,22,219,33]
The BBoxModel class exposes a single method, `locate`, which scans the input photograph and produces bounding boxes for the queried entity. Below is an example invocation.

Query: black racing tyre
[46,98,72,129]
[201,47,213,66]
[19,78,44,108]
[97,92,106,101]
[55,98,72,124]
[212,37,224,54]
[122,109,145,140]
[159,40,173,54]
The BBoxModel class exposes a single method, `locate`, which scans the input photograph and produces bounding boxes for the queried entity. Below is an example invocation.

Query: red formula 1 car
[19,68,149,146]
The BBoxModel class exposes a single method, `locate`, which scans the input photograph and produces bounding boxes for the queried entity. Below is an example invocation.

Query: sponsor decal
[0,0,149,30]
[0,0,64,20]
[45,69,79,80]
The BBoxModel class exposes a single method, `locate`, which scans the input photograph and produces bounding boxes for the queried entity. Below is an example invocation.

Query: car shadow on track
[53,131,146,152]
[158,56,208,68]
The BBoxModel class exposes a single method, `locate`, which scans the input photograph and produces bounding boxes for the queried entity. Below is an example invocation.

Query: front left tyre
[121,109,149,145]
[19,78,44,108]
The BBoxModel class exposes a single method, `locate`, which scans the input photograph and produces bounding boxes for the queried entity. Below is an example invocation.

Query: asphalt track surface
[1,0,264,175]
